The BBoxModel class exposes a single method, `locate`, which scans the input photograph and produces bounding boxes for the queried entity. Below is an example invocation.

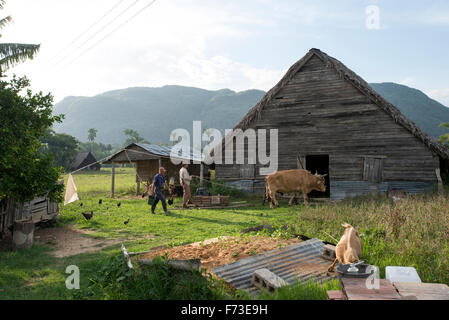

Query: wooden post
[13,221,35,249]
[111,162,115,198]
[158,158,162,168]
[136,179,140,196]
[200,163,204,187]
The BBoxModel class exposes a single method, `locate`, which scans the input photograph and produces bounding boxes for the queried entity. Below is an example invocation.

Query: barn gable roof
[72,151,99,170]
[232,48,449,160]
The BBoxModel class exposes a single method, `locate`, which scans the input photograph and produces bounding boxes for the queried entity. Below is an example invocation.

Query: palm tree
[0,0,40,73]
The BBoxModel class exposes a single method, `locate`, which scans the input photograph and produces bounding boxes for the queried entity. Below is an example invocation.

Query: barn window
[363,156,384,183]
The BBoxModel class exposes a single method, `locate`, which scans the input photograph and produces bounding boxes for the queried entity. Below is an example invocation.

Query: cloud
[1,0,286,101]
[399,77,416,86]
[426,88,449,107]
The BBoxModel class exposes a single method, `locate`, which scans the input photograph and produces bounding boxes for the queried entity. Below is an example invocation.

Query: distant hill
[370,82,449,140]
[53,83,449,145]
[53,85,265,145]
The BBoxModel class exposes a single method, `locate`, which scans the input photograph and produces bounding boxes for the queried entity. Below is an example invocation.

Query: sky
[1,0,449,105]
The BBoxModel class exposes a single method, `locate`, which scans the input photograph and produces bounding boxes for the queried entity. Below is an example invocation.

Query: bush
[74,254,234,300]
[190,178,245,197]
[257,279,340,300]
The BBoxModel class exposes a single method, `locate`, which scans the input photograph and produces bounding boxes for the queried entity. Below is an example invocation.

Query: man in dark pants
[151,167,168,214]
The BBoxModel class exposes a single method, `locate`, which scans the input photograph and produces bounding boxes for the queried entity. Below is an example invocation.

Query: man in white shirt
[179,163,192,208]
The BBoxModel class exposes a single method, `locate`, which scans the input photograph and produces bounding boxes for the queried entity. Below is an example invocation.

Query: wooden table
[328,278,449,300]
[393,282,449,300]
[340,277,402,300]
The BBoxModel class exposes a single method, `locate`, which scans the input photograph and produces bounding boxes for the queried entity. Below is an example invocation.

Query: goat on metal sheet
[328,223,362,272]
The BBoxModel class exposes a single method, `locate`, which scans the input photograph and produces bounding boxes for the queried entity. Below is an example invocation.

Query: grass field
[0,168,448,300]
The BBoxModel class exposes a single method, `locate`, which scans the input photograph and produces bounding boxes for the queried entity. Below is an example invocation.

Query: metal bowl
[336,262,374,278]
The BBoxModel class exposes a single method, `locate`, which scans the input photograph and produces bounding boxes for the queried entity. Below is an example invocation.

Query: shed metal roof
[105,143,204,163]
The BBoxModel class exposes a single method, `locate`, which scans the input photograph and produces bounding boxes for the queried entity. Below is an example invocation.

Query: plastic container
[385,266,421,283]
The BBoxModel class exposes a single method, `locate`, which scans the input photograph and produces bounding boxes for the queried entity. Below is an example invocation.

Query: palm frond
[439,122,449,129]
[0,1,5,10]
[0,15,12,30]
[0,42,40,71]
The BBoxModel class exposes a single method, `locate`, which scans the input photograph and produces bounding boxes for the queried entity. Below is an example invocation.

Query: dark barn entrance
[306,155,330,198]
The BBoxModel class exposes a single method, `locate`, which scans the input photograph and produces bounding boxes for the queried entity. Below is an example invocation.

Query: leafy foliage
[257,279,340,300]
[77,254,230,300]
[79,141,118,161]
[0,1,40,72]
[123,128,150,146]
[87,128,97,143]
[0,76,64,201]
[40,130,79,171]
[438,122,449,147]
[190,177,245,197]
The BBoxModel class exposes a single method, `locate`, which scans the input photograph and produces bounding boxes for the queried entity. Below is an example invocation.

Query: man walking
[151,167,168,214]
[179,163,192,208]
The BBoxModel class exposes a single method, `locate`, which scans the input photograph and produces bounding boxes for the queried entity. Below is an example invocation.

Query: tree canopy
[0,76,64,202]
[41,130,79,171]
[123,128,150,146]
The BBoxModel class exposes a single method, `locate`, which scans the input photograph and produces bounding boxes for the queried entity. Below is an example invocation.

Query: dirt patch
[138,236,303,273]
[34,227,123,258]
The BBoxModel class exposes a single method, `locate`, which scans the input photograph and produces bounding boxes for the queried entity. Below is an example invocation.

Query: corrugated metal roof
[213,239,336,294]
[135,143,204,161]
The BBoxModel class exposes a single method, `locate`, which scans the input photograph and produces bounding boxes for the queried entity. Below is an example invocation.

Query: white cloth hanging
[64,174,79,205]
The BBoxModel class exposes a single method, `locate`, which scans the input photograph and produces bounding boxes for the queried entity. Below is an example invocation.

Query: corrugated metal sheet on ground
[213,239,335,294]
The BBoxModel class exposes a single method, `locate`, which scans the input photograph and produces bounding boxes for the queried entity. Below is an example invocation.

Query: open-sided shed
[104,143,205,197]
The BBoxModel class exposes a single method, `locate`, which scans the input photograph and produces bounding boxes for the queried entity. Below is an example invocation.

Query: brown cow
[328,223,362,272]
[263,169,327,208]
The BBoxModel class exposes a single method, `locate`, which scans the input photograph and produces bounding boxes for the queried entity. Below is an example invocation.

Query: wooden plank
[393,282,449,300]
[341,278,401,300]
[327,290,346,300]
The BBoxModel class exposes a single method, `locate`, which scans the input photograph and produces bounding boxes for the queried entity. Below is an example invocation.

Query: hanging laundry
[64,174,79,205]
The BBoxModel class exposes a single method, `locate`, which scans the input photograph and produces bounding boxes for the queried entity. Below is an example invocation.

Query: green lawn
[1,168,448,299]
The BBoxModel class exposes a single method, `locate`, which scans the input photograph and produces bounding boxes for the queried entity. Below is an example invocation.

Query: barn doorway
[306,155,330,198]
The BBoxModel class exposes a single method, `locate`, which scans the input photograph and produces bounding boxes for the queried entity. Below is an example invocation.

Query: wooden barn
[104,143,204,197]
[71,151,101,171]
[214,48,449,200]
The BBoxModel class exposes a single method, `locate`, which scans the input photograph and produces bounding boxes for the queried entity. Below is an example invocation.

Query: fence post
[111,162,115,198]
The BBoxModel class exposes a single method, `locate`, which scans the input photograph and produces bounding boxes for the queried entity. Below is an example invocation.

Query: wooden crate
[192,195,230,207]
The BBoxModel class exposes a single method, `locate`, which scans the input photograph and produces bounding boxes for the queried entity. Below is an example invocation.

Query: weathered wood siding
[216,55,438,198]
[0,196,59,236]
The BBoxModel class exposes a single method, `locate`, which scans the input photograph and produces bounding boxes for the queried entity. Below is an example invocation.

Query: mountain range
[52,83,449,145]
